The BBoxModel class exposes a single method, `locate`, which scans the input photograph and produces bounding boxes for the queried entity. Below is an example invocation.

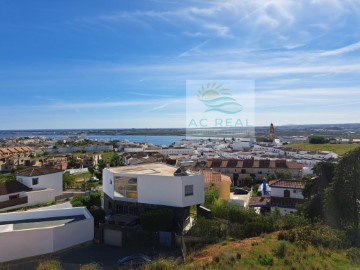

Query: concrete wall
[52,217,94,252]
[137,174,204,207]
[65,168,89,174]
[0,207,93,263]
[26,189,56,206]
[103,169,115,200]
[0,226,54,262]
[137,175,183,207]
[17,172,63,196]
[181,175,204,207]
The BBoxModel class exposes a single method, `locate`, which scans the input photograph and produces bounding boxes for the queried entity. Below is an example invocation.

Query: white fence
[65,168,89,174]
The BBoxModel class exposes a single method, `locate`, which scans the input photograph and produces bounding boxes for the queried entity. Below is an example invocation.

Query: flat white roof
[108,163,197,176]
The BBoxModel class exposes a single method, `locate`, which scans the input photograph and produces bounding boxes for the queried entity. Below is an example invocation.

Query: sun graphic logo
[197,82,243,114]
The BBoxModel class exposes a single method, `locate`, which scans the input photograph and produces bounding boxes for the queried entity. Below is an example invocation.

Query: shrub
[80,263,102,270]
[273,241,287,258]
[145,258,176,270]
[204,187,219,207]
[37,260,63,270]
[347,247,360,264]
[191,217,227,239]
[278,224,349,249]
[274,213,309,230]
[258,254,273,266]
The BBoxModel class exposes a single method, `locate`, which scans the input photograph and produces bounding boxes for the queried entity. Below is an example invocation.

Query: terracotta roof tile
[16,167,62,177]
[269,180,305,189]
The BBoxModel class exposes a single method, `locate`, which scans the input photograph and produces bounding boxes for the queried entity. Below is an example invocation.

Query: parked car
[234,187,249,195]
[88,176,99,182]
[117,254,152,268]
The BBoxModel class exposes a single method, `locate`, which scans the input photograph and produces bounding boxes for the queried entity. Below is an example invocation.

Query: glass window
[114,176,138,199]
[9,194,19,200]
[32,178,39,185]
[185,185,194,196]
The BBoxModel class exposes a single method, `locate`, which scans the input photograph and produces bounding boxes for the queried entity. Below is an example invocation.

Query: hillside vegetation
[143,232,359,270]
[287,143,360,155]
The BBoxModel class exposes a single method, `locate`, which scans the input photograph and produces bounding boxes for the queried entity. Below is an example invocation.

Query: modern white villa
[16,167,63,196]
[103,163,204,230]
[0,207,94,262]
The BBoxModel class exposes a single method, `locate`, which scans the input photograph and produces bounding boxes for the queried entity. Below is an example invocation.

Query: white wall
[0,226,54,262]
[0,207,93,263]
[52,217,94,252]
[271,187,304,199]
[27,189,56,206]
[138,174,204,207]
[17,172,63,196]
[0,191,27,203]
[137,175,183,207]
[103,169,115,200]
[181,175,204,207]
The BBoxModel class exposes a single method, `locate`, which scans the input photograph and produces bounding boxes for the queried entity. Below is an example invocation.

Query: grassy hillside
[144,233,359,270]
[287,143,360,155]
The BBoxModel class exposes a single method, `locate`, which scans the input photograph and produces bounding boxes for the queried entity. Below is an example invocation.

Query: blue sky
[1,0,360,129]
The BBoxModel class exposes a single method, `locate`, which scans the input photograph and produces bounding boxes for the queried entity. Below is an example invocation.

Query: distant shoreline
[1,123,360,138]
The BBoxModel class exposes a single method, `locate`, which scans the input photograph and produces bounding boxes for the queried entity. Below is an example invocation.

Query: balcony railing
[0,196,28,209]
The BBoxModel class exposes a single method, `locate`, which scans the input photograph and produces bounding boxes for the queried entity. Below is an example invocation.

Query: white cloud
[320,41,360,56]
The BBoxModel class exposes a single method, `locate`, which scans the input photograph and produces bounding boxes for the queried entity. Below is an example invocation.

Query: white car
[88,177,99,182]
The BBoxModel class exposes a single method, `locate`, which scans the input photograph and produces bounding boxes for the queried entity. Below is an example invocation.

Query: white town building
[16,167,63,196]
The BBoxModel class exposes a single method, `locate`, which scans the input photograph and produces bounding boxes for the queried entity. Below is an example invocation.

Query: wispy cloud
[320,41,360,56]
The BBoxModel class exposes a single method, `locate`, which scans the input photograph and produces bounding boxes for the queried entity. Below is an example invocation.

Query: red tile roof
[269,180,306,189]
[16,167,62,177]
[249,196,271,206]
[194,159,302,170]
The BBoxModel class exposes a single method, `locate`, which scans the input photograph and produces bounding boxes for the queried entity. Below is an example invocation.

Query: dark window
[241,169,246,173]
[9,194,19,200]
[284,190,290,198]
[32,178,39,185]
[185,185,194,196]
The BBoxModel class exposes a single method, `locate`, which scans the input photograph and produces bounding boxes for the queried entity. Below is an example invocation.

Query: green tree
[63,172,76,189]
[308,135,327,144]
[88,165,95,176]
[324,148,360,230]
[109,153,124,167]
[95,159,107,180]
[302,162,335,220]
[68,156,82,169]
[243,176,254,187]
[204,188,220,207]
